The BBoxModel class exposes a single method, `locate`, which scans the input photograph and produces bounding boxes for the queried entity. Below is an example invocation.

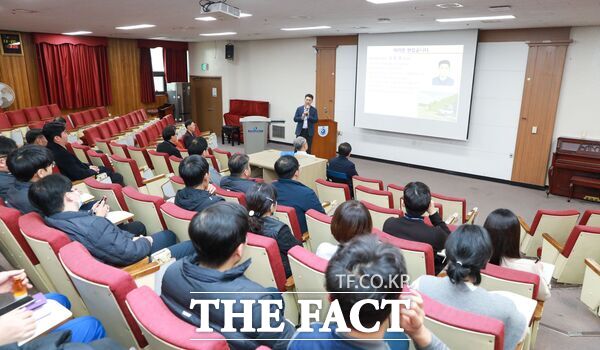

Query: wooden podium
[311,119,337,160]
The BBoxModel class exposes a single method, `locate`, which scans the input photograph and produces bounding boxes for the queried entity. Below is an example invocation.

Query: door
[191,76,223,135]
[315,47,336,120]
[511,43,569,186]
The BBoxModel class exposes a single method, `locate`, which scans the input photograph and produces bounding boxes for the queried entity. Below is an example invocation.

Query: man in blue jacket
[271,155,324,233]
[161,202,295,350]
[219,153,256,194]
[29,174,195,267]
[293,94,318,153]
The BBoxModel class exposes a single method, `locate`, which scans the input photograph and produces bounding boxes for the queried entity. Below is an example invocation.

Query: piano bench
[569,176,600,202]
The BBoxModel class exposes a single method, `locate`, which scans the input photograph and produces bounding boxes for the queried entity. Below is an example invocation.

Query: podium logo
[248,126,264,133]
[318,126,329,137]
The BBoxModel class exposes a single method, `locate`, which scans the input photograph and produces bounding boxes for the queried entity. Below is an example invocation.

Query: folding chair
[0,206,54,293]
[305,209,334,253]
[519,209,580,257]
[421,293,505,350]
[274,205,303,242]
[18,213,88,316]
[352,175,383,194]
[580,209,600,227]
[122,186,167,234]
[159,202,194,243]
[59,242,147,348]
[315,179,351,205]
[581,258,600,316]
[126,286,229,350]
[215,186,247,206]
[71,143,92,164]
[541,225,600,284]
[111,154,166,198]
[288,246,329,320]
[355,185,393,208]
[374,229,434,280]
[361,200,402,230]
[87,149,114,172]
[84,177,128,211]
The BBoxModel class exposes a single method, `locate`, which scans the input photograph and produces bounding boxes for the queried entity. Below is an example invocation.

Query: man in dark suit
[328,142,358,186]
[156,125,182,158]
[272,155,324,233]
[182,120,196,149]
[0,136,17,200]
[42,121,125,186]
[382,181,451,274]
[293,93,318,153]
[219,153,255,194]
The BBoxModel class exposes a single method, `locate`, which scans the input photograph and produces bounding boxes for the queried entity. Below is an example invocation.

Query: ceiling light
[195,16,217,21]
[366,0,413,3]
[436,3,464,9]
[149,37,168,40]
[199,32,237,36]
[281,26,331,31]
[240,12,252,18]
[62,31,92,36]
[115,24,156,30]
[436,15,515,22]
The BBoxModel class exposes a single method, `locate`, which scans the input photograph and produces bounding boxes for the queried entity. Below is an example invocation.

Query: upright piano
[548,137,600,201]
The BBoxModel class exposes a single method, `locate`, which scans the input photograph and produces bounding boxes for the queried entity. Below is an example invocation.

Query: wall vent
[272,125,285,139]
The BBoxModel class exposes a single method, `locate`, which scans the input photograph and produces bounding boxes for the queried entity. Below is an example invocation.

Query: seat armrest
[518,216,531,234]
[466,207,479,224]
[122,257,160,279]
[72,176,95,187]
[533,301,544,322]
[585,258,600,275]
[302,232,310,242]
[445,213,458,225]
[142,173,167,185]
[542,233,563,253]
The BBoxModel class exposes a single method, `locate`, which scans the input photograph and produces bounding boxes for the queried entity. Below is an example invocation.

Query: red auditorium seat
[81,110,94,125]
[106,119,120,135]
[115,117,128,132]
[147,150,173,175]
[82,126,102,146]
[352,175,384,191]
[36,105,54,120]
[70,112,85,128]
[123,114,134,128]
[96,123,111,139]
[97,106,109,119]
[121,186,166,233]
[6,110,28,127]
[87,149,114,171]
[0,112,12,131]
[355,185,394,208]
[241,232,288,292]
[315,178,351,204]
[215,186,247,207]
[126,286,229,350]
[374,229,435,278]
[274,205,303,241]
[71,143,92,163]
[84,177,128,211]
[159,202,194,242]
[90,108,103,122]
[49,104,62,118]
[23,107,41,122]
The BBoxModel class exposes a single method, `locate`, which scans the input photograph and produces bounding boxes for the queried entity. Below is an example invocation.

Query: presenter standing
[293,94,318,153]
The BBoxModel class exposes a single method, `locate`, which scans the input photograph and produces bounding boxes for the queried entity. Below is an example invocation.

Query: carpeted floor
[219,141,600,349]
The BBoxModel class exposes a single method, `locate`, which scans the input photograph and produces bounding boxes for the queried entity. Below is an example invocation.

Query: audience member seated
[161,202,295,350]
[6,145,55,214]
[187,136,221,185]
[289,235,448,350]
[175,155,224,212]
[328,142,358,184]
[43,122,125,186]
[156,125,182,159]
[220,153,256,194]
[412,225,527,350]
[247,183,301,277]
[315,200,372,260]
[182,120,196,149]
[383,181,450,274]
[0,136,17,200]
[484,208,551,301]
[272,155,324,233]
[293,136,311,156]
[25,128,48,147]
[29,174,195,267]
[0,269,111,346]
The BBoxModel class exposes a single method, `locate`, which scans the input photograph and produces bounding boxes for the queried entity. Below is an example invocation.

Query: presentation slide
[355,30,478,140]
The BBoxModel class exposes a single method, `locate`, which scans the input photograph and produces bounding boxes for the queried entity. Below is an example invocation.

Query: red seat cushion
[36,105,53,120]
[90,108,103,121]
[106,120,120,135]
[82,127,102,146]
[97,106,109,119]
[49,104,62,118]
[24,108,41,122]
[81,110,94,125]
[6,110,28,126]
[71,112,85,128]
[115,117,127,132]
[0,112,12,130]
[97,123,112,139]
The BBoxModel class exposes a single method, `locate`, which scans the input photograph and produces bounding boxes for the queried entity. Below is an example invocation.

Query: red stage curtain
[35,36,111,109]
[164,48,188,83]
[139,47,156,103]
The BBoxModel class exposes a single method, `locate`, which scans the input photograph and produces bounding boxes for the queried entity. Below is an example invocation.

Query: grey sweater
[413,276,527,350]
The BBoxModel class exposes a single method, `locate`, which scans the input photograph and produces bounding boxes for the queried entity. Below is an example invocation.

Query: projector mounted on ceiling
[199,0,241,19]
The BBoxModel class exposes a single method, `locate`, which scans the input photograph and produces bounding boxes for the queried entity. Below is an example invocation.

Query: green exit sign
[201,63,209,71]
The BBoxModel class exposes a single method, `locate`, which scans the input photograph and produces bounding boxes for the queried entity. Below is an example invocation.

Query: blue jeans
[149,230,195,259]
[45,293,106,343]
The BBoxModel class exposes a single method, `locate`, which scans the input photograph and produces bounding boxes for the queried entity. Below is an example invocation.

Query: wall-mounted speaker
[225,44,234,60]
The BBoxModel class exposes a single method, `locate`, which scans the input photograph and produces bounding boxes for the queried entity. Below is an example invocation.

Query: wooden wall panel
[0,32,38,110]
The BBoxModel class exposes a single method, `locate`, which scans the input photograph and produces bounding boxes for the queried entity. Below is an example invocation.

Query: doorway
[190,76,223,136]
